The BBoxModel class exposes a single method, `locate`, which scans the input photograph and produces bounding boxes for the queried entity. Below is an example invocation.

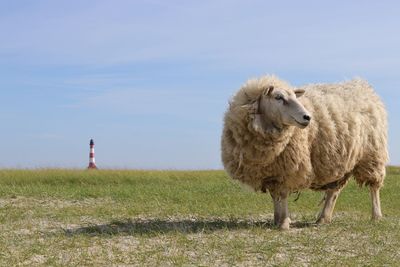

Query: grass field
[0,167,399,266]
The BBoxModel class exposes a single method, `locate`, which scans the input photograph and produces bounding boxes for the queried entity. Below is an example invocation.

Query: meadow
[0,167,399,266]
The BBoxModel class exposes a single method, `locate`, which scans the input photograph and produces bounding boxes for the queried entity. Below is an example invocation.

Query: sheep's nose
[303,115,311,121]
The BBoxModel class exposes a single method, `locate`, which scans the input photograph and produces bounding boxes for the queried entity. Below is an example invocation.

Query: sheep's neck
[246,127,294,165]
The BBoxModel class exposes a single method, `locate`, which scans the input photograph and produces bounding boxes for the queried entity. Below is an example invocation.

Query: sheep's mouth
[294,119,309,128]
[289,116,310,128]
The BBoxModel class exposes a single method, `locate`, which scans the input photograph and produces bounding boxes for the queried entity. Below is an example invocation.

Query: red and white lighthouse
[88,139,98,169]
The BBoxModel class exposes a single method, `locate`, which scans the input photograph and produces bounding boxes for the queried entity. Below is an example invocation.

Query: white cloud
[33,133,65,140]
[1,0,399,73]
[68,87,225,121]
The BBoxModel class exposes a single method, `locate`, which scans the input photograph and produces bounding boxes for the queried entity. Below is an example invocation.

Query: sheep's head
[246,85,311,135]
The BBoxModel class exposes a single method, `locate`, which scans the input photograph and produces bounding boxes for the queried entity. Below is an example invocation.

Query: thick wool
[221,76,388,193]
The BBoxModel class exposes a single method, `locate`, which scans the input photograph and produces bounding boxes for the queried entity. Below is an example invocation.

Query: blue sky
[0,0,399,169]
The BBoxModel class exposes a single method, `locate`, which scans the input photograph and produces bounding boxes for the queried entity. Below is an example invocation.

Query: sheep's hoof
[279,218,291,230]
[371,215,383,221]
[316,217,331,225]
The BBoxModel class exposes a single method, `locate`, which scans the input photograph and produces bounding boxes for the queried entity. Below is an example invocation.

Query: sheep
[221,75,388,230]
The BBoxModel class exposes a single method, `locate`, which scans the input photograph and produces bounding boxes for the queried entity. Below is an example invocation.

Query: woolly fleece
[221,76,388,193]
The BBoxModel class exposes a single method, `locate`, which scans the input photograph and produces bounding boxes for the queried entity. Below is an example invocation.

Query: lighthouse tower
[88,139,98,169]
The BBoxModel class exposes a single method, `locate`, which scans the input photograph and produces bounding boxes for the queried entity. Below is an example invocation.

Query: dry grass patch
[0,168,399,266]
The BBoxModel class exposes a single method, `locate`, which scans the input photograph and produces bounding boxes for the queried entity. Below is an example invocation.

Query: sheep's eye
[275,95,283,101]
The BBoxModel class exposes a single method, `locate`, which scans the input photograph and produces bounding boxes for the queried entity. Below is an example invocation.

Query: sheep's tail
[235,152,244,173]
[293,191,301,202]
[318,193,326,206]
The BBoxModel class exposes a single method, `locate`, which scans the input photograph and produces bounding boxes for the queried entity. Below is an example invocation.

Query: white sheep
[221,75,388,230]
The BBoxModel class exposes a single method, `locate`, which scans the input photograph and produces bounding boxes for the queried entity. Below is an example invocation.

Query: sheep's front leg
[271,191,290,230]
[316,188,341,224]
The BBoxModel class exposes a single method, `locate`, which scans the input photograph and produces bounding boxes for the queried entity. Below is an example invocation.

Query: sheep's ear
[252,114,266,134]
[241,98,260,113]
[294,89,305,98]
[251,96,281,135]
[252,114,280,135]
[262,86,274,96]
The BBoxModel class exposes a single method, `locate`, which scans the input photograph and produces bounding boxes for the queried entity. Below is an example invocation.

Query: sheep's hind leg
[271,191,291,230]
[370,186,382,220]
[316,188,341,224]
[353,163,385,220]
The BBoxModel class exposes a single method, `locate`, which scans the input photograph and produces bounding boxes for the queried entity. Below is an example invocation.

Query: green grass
[0,167,399,266]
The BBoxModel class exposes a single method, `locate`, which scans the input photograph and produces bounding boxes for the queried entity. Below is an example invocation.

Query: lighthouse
[88,139,98,169]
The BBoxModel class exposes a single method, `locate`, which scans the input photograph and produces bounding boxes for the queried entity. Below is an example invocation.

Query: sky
[0,0,399,169]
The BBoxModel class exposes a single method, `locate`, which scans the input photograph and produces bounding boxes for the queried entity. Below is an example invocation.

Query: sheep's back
[302,79,388,186]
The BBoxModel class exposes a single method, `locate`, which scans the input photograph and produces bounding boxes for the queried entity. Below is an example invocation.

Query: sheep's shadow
[64,218,315,236]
